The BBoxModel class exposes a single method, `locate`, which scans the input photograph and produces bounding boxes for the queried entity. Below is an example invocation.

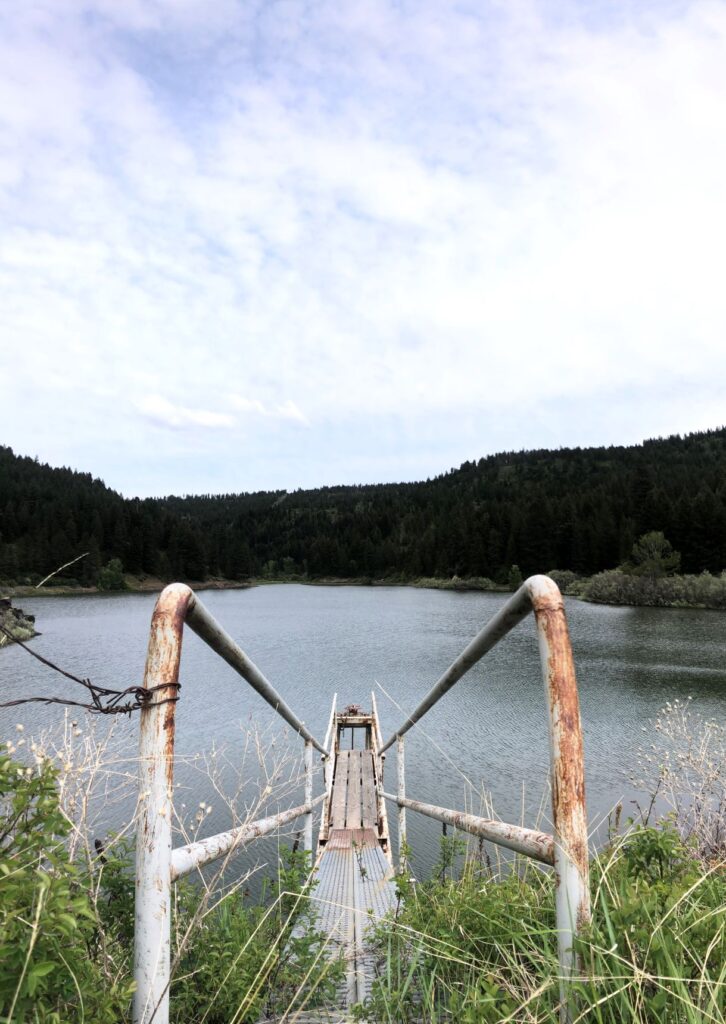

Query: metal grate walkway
[311,832,398,1010]
[293,701,398,1019]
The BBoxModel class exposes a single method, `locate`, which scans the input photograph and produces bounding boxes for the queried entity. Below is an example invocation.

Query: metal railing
[379,575,590,1023]
[133,584,326,1024]
[134,576,589,1024]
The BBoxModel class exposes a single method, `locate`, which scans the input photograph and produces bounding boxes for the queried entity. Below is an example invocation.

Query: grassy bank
[358,821,725,1023]
[2,701,724,1022]
[0,575,253,598]
[577,569,726,610]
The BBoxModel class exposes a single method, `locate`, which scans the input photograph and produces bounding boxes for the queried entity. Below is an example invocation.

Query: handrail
[382,792,554,864]
[381,575,567,753]
[322,692,337,758]
[182,588,325,753]
[370,691,391,862]
[318,694,338,848]
[172,793,326,880]
[133,583,325,1024]
[378,575,590,1023]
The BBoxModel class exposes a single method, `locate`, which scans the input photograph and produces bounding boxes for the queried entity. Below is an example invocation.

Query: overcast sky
[1,0,725,497]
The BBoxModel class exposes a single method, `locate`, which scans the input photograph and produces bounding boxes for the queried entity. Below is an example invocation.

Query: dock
[309,698,398,1012]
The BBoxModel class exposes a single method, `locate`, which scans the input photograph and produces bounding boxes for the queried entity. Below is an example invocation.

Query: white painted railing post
[133,585,328,1023]
[304,739,313,855]
[397,735,407,872]
[133,585,190,1024]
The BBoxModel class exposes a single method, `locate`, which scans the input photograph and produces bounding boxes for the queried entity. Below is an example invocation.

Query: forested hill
[2,429,726,587]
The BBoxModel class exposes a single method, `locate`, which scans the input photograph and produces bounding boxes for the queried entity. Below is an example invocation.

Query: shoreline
[2,572,725,611]
[1,576,253,599]
[0,573,511,600]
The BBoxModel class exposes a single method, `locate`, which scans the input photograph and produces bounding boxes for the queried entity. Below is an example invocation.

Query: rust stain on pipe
[383,791,555,865]
[529,579,589,882]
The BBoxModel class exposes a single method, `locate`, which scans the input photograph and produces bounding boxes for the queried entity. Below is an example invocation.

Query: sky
[1,0,725,497]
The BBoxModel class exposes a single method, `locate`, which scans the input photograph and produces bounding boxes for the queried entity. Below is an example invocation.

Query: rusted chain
[0,625,180,715]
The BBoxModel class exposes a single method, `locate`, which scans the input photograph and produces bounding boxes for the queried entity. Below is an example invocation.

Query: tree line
[1,428,726,587]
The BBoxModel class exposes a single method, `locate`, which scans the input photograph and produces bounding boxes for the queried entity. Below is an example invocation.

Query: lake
[1,584,724,883]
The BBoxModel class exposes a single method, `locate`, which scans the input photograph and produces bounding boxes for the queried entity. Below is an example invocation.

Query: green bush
[0,754,134,1022]
[0,753,342,1023]
[97,558,127,591]
[583,569,726,608]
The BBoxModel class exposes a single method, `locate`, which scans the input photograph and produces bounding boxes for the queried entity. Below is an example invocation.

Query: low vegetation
[551,532,726,608]
[358,821,725,1023]
[0,723,343,1023]
[1,701,724,1022]
[358,698,726,1022]
[581,568,726,609]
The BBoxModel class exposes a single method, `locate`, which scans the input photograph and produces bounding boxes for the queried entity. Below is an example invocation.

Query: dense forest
[1,429,726,587]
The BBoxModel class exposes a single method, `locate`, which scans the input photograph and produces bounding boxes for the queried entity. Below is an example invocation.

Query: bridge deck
[306,703,397,1016]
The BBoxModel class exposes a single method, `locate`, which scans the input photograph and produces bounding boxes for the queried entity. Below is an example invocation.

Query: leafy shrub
[97,558,126,591]
[583,569,726,608]
[0,753,134,1022]
[1,750,341,1024]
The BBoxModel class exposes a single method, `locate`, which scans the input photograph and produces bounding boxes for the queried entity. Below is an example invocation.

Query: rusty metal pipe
[529,577,591,1020]
[134,583,326,1024]
[184,597,326,754]
[379,583,535,753]
[171,793,325,880]
[377,575,590,1021]
[383,791,555,865]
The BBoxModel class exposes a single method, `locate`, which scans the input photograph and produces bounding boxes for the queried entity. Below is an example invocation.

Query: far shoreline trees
[2,428,726,590]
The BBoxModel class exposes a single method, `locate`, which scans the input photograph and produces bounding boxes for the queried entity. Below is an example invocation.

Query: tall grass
[353,821,725,1023]
[0,715,343,1023]
[3,703,724,1022]
[354,700,726,1022]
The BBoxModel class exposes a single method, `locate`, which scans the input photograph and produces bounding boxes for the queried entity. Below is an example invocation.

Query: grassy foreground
[1,706,724,1023]
[356,824,725,1023]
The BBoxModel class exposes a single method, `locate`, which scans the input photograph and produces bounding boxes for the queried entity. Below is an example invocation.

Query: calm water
[1,585,725,881]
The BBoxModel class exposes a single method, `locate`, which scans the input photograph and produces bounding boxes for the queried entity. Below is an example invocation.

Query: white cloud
[229,396,309,424]
[136,395,235,430]
[1,0,726,492]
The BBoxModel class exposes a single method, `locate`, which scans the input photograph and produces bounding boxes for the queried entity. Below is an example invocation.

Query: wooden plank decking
[330,750,378,831]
